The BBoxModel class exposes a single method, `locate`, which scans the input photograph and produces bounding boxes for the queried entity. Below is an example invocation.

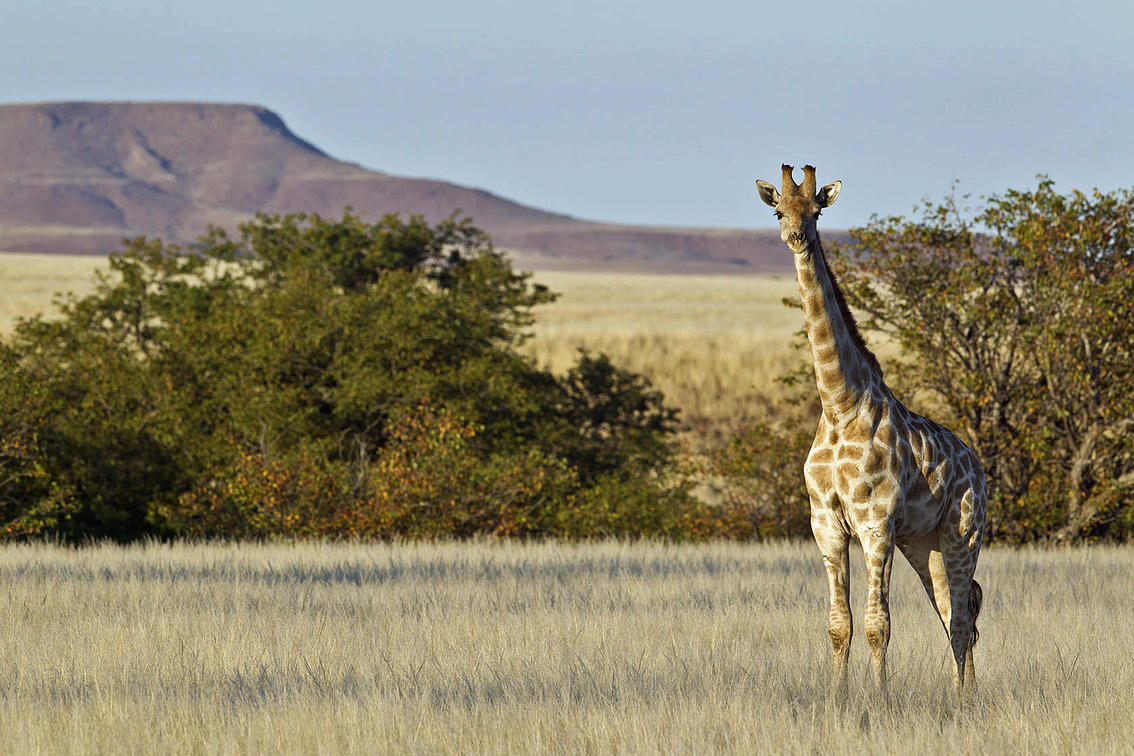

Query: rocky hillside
[0,101,800,273]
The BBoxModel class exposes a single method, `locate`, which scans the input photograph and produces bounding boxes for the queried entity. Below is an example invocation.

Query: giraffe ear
[816,181,842,208]
[755,180,780,207]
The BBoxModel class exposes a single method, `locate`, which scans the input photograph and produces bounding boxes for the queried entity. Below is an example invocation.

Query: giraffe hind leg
[946,483,986,696]
[901,529,984,695]
[964,578,983,688]
[941,537,981,695]
[896,532,952,634]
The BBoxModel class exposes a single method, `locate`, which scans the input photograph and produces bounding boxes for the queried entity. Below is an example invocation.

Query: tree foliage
[707,417,812,540]
[829,180,1134,541]
[0,345,77,536]
[1,211,713,541]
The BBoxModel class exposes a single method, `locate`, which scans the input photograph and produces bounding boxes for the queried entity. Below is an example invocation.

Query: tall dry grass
[0,539,1129,754]
[0,252,107,333]
[522,271,808,428]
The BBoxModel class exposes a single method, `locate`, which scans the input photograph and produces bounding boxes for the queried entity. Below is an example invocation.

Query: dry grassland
[0,252,107,332]
[522,271,807,427]
[0,539,1129,754]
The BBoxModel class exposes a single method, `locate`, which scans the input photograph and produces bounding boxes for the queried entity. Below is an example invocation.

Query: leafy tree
[2,211,701,540]
[0,345,77,535]
[707,407,814,540]
[829,180,1134,541]
[554,351,679,482]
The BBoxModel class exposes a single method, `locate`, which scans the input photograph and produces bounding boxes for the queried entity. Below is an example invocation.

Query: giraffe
[755,164,986,698]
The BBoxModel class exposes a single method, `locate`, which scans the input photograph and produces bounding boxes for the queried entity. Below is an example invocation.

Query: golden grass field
[0,252,107,331]
[1,539,1130,754]
[522,271,807,428]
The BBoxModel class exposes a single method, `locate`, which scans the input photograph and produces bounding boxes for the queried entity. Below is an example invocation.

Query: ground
[0,539,1129,754]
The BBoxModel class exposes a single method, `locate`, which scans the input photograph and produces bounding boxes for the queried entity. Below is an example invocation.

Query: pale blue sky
[4,0,1133,229]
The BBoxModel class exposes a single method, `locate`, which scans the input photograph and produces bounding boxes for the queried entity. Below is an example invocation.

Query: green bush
[2,211,708,541]
[0,345,77,536]
[163,404,580,539]
[708,416,813,540]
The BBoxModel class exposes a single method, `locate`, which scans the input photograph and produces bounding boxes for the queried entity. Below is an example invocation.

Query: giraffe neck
[793,234,881,417]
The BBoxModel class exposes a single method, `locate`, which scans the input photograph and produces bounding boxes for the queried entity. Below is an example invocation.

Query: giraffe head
[756,164,842,254]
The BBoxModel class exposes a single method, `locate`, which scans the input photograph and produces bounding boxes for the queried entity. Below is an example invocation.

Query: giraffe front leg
[812,517,852,690]
[860,523,895,695]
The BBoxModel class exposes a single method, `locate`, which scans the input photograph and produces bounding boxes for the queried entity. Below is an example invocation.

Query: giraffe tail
[968,579,983,648]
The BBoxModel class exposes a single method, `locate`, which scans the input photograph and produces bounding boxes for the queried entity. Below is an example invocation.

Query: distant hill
[0,101,808,273]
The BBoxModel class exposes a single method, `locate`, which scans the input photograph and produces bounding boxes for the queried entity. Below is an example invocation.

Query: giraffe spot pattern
[764,165,986,693]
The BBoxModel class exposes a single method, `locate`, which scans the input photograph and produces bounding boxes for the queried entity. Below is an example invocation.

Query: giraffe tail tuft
[968,579,983,648]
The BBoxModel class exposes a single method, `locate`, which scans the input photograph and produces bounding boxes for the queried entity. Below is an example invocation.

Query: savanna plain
[2,254,1131,754]
[2,540,1131,754]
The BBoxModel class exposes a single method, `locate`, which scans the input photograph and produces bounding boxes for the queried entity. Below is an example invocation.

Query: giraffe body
[756,165,986,697]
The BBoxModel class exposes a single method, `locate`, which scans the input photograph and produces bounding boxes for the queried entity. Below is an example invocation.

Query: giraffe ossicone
[756,164,986,699]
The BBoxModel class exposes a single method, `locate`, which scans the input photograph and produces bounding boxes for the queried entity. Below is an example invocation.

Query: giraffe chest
[805,412,959,538]
[819,441,897,527]
[806,419,893,521]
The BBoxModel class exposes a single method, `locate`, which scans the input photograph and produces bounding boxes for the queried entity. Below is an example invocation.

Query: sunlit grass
[522,271,808,429]
[0,539,1129,754]
[0,252,107,333]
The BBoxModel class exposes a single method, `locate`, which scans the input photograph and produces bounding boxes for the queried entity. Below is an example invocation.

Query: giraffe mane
[815,234,882,376]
